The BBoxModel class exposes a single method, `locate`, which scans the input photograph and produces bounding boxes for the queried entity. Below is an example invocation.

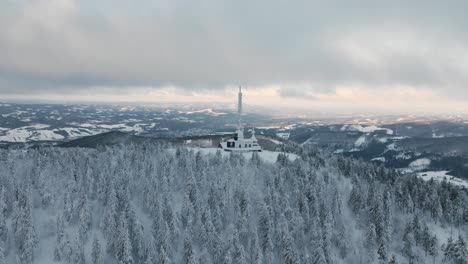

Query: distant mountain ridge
[58,130,295,152]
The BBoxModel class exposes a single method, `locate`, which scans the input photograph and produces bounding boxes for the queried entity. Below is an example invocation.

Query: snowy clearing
[333,149,344,154]
[354,135,367,147]
[417,171,468,188]
[409,158,431,171]
[432,133,445,138]
[0,127,64,142]
[344,125,394,135]
[184,108,226,116]
[386,142,398,151]
[276,132,290,139]
[395,152,411,160]
[371,157,386,162]
[378,137,388,143]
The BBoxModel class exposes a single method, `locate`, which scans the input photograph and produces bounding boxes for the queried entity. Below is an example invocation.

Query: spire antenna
[238,86,243,128]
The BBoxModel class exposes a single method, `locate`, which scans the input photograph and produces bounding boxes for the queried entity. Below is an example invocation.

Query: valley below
[2,102,468,183]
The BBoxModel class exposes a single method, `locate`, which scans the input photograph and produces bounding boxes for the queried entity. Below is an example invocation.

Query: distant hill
[59,131,160,148]
[58,131,296,152]
[398,136,468,156]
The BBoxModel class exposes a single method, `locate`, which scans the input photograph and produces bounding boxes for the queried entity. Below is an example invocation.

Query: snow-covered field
[0,126,65,142]
[386,142,398,151]
[0,123,150,143]
[342,124,394,135]
[354,135,367,147]
[409,158,431,171]
[184,108,226,116]
[0,126,104,142]
[417,171,468,188]
[276,132,290,139]
[395,152,411,160]
[371,157,386,162]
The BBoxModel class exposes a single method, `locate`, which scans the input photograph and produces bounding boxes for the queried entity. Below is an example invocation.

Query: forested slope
[0,143,467,263]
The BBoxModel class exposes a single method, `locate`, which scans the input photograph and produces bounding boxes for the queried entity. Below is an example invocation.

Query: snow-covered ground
[342,124,394,135]
[378,137,389,143]
[371,157,386,162]
[184,147,298,163]
[409,158,431,171]
[184,108,226,116]
[0,126,65,142]
[0,126,105,142]
[276,132,290,139]
[354,135,367,146]
[184,139,213,148]
[432,133,445,138]
[265,138,284,145]
[417,171,468,188]
[0,123,150,142]
[395,152,411,160]
[386,142,398,151]
[333,149,344,154]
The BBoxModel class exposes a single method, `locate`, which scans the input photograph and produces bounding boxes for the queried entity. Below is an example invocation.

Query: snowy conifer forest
[1,143,468,264]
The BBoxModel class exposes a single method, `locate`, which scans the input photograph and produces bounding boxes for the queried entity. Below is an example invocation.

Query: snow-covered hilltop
[0,142,467,263]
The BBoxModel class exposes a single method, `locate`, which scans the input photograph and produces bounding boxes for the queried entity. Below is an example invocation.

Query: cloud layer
[1,0,468,113]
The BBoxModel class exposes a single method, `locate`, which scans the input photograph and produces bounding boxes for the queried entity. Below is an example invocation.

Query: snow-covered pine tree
[454,235,468,264]
[78,193,91,242]
[402,231,415,264]
[365,223,377,263]
[198,248,212,264]
[54,214,70,261]
[144,236,157,264]
[63,187,73,223]
[443,237,455,263]
[428,235,439,264]
[183,233,198,264]
[280,226,299,264]
[312,245,327,264]
[349,183,364,215]
[258,204,273,256]
[15,186,37,264]
[71,234,85,264]
[115,212,134,264]
[159,245,170,264]
[223,248,233,264]
[388,255,398,264]
[377,242,387,264]
[126,206,145,261]
[0,186,8,244]
[91,237,104,264]
[0,241,6,264]
[250,230,263,264]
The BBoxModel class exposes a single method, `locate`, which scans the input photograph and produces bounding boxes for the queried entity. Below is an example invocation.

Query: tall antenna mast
[238,86,243,129]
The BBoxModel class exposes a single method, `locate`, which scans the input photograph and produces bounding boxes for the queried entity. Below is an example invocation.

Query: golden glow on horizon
[1,84,466,115]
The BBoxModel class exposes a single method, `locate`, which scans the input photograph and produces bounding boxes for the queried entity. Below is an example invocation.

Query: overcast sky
[1,0,468,114]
